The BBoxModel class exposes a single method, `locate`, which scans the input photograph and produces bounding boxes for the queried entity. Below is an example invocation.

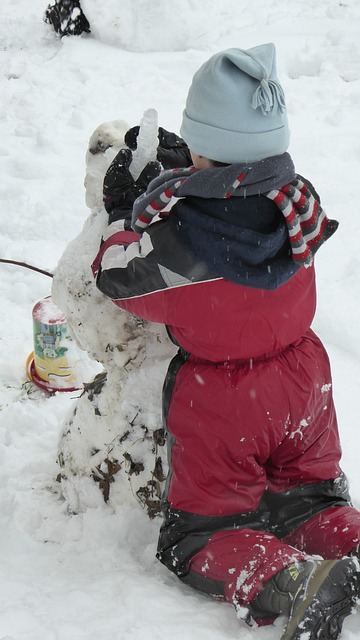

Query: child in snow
[92,43,360,639]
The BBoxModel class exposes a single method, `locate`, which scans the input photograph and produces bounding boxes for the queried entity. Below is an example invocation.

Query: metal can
[28,295,83,393]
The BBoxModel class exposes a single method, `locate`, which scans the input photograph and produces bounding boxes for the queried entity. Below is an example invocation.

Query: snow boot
[249,558,359,640]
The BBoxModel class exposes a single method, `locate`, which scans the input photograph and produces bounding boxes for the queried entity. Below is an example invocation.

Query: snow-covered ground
[1,1,360,638]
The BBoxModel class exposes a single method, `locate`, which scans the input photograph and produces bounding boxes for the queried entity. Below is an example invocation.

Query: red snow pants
[157,329,360,614]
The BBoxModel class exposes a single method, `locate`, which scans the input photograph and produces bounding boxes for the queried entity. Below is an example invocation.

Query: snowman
[52,111,177,517]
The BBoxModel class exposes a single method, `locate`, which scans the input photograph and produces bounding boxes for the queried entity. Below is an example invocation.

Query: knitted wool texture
[180,44,289,163]
[131,153,338,266]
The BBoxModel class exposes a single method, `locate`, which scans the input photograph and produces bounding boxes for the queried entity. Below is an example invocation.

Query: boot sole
[280,558,358,640]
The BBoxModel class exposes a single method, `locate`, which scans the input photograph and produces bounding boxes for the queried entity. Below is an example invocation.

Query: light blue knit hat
[180,43,290,164]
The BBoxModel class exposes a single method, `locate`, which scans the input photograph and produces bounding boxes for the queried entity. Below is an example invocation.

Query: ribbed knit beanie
[180,43,290,164]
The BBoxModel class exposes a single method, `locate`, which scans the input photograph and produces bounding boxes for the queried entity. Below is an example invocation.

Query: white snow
[130,108,159,180]
[1,0,360,638]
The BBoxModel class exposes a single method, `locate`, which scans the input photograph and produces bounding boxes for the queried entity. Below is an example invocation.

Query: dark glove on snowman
[103,148,161,227]
[125,126,192,170]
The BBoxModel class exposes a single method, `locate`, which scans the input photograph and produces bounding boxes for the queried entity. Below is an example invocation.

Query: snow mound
[81,0,226,51]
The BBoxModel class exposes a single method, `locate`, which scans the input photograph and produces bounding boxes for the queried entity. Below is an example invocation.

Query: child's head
[180,43,289,165]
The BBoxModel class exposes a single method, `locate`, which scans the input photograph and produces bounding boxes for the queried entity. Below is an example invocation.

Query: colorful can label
[32,296,76,387]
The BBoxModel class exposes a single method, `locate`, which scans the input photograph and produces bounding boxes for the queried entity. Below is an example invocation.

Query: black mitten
[125,126,192,170]
[103,148,161,225]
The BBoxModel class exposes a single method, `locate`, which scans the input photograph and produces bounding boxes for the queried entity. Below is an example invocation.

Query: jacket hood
[169,195,300,290]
